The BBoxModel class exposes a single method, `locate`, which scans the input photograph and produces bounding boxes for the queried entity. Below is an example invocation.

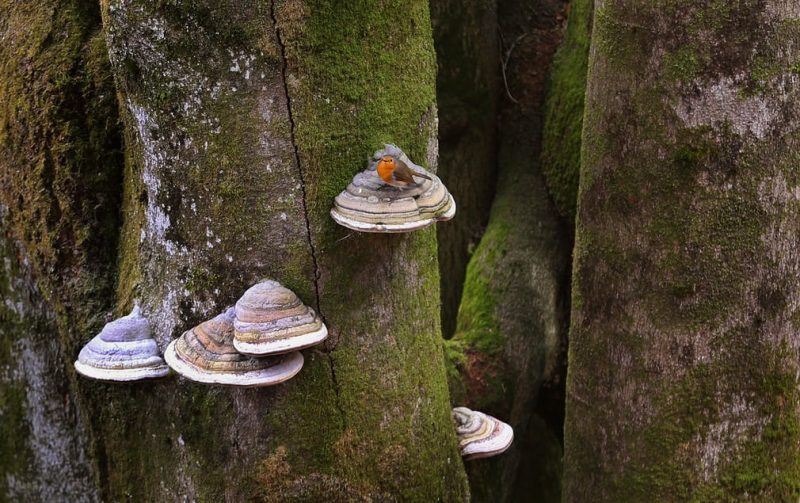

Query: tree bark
[0,1,122,500]
[431,0,500,339]
[1,0,468,501]
[564,1,800,500]
[445,0,571,500]
[540,0,591,226]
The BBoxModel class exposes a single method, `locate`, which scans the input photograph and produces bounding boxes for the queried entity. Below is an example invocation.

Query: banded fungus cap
[330,143,456,233]
[233,280,328,356]
[452,406,514,461]
[164,307,304,387]
[74,306,170,382]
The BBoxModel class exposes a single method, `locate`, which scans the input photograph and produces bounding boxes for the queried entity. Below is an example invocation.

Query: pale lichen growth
[696,393,769,482]
[674,76,779,140]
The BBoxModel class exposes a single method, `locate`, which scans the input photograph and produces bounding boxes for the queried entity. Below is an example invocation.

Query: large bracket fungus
[233,280,328,356]
[74,307,170,382]
[164,308,304,387]
[452,407,514,461]
[330,144,456,233]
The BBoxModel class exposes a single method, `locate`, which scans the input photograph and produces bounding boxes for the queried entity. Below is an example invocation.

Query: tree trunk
[431,0,500,339]
[445,0,571,500]
[0,1,122,500]
[540,0,591,227]
[1,0,468,500]
[564,1,800,500]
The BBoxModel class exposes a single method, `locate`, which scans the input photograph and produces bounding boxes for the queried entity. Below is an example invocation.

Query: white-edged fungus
[74,306,169,382]
[232,280,328,356]
[330,144,456,233]
[452,406,514,460]
[164,307,303,387]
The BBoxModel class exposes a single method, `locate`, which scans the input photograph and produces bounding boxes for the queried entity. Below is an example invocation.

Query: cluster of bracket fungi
[75,145,511,459]
[75,280,324,388]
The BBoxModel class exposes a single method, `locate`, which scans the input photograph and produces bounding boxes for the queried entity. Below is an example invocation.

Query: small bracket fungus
[330,144,456,233]
[74,306,170,382]
[452,406,514,461]
[164,308,304,387]
[233,280,328,356]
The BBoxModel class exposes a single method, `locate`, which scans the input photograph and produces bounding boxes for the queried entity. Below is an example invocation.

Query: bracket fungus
[452,406,514,461]
[330,144,456,233]
[233,280,328,356]
[74,307,170,382]
[165,308,304,387]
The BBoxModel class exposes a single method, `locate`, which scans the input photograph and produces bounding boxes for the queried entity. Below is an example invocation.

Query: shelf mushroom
[452,406,514,460]
[233,280,328,356]
[330,144,456,233]
[74,306,170,382]
[164,307,303,387]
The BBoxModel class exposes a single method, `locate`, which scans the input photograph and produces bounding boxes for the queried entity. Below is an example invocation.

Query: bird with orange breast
[375,154,432,188]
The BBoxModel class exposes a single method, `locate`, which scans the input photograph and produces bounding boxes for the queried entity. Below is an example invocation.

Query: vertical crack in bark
[270,1,345,427]
[269,1,322,316]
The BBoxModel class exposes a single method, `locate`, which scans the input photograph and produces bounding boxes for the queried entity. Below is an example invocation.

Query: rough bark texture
[94,0,468,501]
[445,0,571,500]
[0,0,468,500]
[564,1,800,500]
[431,0,499,339]
[0,1,123,500]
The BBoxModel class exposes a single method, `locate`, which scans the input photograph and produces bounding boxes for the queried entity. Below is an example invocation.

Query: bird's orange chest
[376,159,395,182]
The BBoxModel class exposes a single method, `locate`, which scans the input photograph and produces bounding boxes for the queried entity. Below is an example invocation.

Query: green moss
[444,194,513,416]
[454,221,508,355]
[540,0,592,223]
[607,344,800,502]
[0,381,32,486]
[565,1,800,500]
[593,0,800,92]
[0,239,36,494]
[268,0,468,498]
[0,1,123,496]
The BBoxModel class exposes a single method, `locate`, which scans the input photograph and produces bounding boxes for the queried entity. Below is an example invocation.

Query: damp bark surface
[564,1,800,500]
[444,0,572,500]
[0,1,122,500]
[431,0,500,339]
[1,0,468,501]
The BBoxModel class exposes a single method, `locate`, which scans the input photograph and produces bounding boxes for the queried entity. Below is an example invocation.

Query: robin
[375,155,432,188]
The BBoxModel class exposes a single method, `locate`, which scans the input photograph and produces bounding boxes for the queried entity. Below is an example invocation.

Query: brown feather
[393,159,432,184]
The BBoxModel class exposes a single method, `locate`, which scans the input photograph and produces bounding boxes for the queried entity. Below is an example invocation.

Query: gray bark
[1,0,469,500]
[564,1,800,500]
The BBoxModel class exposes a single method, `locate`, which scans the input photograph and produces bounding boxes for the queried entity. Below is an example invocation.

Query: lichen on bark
[0,0,123,499]
[564,1,800,500]
[92,0,468,500]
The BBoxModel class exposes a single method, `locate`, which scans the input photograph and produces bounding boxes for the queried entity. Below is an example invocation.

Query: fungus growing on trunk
[74,307,169,382]
[165,307,303,387]
[233,280,328,356]
[331,144,456,233]
[452,406,514,461]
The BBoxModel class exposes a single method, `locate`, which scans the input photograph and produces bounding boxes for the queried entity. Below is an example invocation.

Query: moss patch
[564,1,800,500]
[540,0,592,223]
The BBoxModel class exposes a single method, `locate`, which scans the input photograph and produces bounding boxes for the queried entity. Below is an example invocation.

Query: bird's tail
[413,170,432,181]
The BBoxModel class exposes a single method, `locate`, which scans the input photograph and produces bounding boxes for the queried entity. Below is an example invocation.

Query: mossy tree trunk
[1,0,468,500]
[445,0,574,500]
[0,1,122,500]
[540,0,592,229]
[564,1,800,500]
[431,0,500,339]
